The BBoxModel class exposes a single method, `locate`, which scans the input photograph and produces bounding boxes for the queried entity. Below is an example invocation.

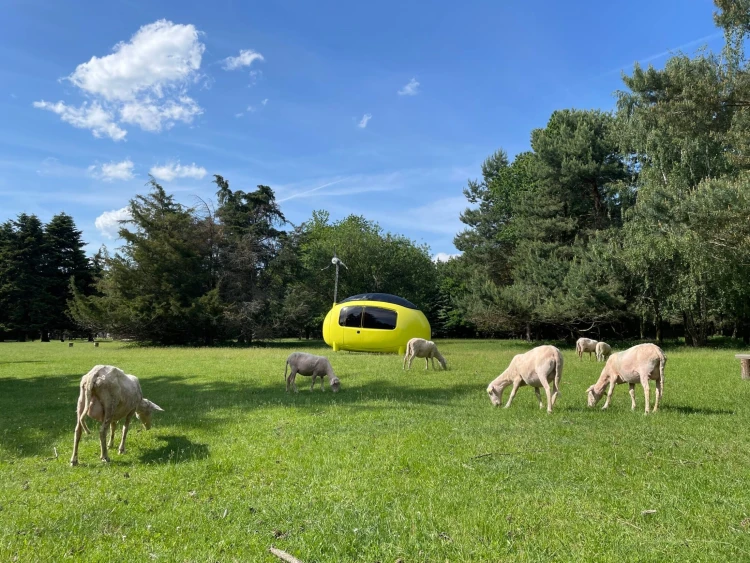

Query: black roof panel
[338,293,418,310]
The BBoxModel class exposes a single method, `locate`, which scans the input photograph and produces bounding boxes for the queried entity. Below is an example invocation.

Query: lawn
[1,339,750,562]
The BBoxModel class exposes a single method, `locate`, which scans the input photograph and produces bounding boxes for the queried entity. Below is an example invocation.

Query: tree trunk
[525,322,531,342]
[41,329,50,343]
[87,333,94,342]
[639,315,645,340]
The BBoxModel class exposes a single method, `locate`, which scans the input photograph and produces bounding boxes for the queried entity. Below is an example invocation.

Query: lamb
[284,352,340,393]
[576,337,598,361]
[586,343,666,414]
[486,345,563,413]
[595,341,612,362]
[70,365,164,466]
[402,338,447,370]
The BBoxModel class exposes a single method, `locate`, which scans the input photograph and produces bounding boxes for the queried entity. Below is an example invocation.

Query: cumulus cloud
[398,78,420,96]
[261,98,268,105]
[88,159,135,181]
[149,161,206,181]
[95,207,132,239]
[357,113,372,128]
[433,252,461,263]
[33,101,126,141]
[34,19,205,139]
[222,49,264,71]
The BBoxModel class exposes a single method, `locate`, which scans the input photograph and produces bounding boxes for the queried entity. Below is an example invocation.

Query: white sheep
[586,343,666,414]
[402,338,447,370]
[576,337,598,361]
[595,341,612,362]
[70,365,163,466]
[486,345,563,413]
[284,352,340,393]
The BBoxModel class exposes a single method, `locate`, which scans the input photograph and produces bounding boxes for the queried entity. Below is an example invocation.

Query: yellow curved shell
[323,296,431,355]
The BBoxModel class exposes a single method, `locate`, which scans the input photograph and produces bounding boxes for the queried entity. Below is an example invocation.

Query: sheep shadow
[139,435,209,464]
[660,404,735,416]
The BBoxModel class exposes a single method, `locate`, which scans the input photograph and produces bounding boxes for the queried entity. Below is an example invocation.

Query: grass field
[2,339,750,562]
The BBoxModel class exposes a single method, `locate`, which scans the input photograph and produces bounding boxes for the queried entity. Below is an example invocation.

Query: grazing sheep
[576,337,598,361]
[284,352,340,393]
[586,343,666,414]
[486,345,563,413]
[70,365,164,466]
[595,341,612,362]
[402,338,447,370]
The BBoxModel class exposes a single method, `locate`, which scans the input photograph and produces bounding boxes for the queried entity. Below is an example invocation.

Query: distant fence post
[736,355,750,380]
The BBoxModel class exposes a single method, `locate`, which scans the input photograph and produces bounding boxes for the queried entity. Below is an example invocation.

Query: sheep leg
[286,369,298,393]
[504,380,522,408]
[640,374,651,414]
[425,357,429,370]
[539,377,553,413]
[431,357,436,369]
[602,380,617,410]
[628,383,636,410]
[108,421,117,448]
[408,355,414,369]
[534,387,543,409]
[70,418,84,467]
[118,414,132,454]
[310,375,316,392]
[402,351,409,370]
[99,416,112,463]
[652,376,661,413]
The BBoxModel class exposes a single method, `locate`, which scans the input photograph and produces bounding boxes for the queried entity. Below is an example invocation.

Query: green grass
[2,339,750,562]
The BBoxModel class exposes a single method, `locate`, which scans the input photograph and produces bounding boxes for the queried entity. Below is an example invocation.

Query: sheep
[402,338,447,370]
[284,352,340,393]
[486,345,563,413]
[595,341,612,362]
[576,337,598,361]
[70,365,163,466]
[586,343,666,414]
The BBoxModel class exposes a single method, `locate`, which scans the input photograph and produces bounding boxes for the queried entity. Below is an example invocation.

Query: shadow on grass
[0,372,482,458]
[0,360,46,365]
[660,404,735,416]
[139,434,209,464]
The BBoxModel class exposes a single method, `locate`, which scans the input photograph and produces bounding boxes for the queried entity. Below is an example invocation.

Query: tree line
[2,1,749,346]
[450,1,750,346]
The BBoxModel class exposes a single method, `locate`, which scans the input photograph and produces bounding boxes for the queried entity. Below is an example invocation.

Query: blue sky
[0,0,725,259]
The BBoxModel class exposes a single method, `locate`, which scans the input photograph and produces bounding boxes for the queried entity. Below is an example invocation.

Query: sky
[0,0,726,261]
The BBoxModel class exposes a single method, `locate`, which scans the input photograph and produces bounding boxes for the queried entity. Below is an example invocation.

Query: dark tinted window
[339,306,363,327]
[362,307,397,330]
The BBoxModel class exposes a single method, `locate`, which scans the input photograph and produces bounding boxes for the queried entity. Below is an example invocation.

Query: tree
[214,175,288,342]
[0,214,53,340]
[44,213,91,340]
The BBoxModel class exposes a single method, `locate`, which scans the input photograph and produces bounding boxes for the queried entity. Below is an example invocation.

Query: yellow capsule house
[323,293,431,355]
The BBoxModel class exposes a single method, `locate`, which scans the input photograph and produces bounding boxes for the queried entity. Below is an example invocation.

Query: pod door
[338,305,364,347]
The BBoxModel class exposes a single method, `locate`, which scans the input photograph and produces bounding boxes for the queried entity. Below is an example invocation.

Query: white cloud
[235,112,244,118]
[246,105,257,112]
[222,49,264,71]
[261,98,268,105]
[88,159,135,181]
[35,19,205,139]
[357,113,372,128]
[433,252,461,263]
[149,161,206,181]
[119,96,202,132]
[33,100,126,141]
[398,78,420,96]
[95,207,132,239]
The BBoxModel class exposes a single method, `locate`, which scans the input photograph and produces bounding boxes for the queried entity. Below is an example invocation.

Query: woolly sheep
[595,341,612,362]
[284,352,340,393]
[486,345,563,414]
[70,365,163,466]
[576,337,598,361]
[586,343,666,414]
[402,338,447,370]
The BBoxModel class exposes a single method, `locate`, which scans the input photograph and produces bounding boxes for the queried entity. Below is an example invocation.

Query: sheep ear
[144,399,164,412]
